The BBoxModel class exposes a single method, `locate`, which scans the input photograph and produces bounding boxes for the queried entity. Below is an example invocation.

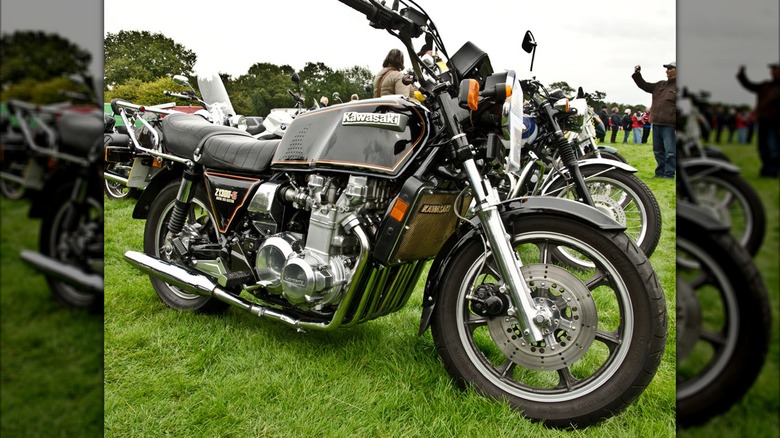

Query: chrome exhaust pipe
[103,172,129,185]
[123,251,304,329]
[0,171,25,185]
[19,250,103,294]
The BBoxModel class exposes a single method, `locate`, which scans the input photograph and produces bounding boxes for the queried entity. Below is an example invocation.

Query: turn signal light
[389,198,409,222]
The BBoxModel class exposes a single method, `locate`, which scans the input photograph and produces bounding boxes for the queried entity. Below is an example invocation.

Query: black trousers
[610,126,619,143]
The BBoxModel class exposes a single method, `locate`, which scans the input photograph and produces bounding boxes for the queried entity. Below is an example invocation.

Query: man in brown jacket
[737,63,780,177]
[633,62,677,178]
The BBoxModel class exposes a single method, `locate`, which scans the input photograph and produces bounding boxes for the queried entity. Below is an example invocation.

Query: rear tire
[39,185,103,312]
[143,180,229,313]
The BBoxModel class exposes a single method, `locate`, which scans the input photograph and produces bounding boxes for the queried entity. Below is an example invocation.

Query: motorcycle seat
[161,113,279,173]
[56,111,104,155]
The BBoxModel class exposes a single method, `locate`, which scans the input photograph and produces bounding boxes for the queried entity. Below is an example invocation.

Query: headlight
[230,115,247,131]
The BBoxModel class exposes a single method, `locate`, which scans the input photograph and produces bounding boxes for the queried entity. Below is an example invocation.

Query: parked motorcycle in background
[3,96,105,311]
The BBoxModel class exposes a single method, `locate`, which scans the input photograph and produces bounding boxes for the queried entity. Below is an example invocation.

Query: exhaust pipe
[124,251,303,328]
[0,171,25,185]
[103,172,129,186]
[19,250,103,294]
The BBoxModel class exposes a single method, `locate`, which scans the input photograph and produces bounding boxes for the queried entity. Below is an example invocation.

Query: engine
[248,174,390,310]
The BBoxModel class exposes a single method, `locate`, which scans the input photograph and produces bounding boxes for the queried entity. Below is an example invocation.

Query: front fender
[541,160,637,195]
[677,199,729,232]
[681,157,741,174]
[418,196,623,335]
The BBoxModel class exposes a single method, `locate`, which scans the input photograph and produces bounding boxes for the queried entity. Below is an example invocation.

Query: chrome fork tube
[462,158,544,343]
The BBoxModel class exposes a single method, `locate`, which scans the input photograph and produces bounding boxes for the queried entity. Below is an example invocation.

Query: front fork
[453,134,545,343]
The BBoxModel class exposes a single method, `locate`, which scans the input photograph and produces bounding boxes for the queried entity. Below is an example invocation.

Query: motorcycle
[7,98,105,310]
[122,0,666,427]
[678,89,766,256]
[502,77,662,259]
[675,95,771,426]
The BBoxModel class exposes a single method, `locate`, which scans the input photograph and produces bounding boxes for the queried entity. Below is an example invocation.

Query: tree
[1,31,92,88]
[104,77,194,107]
[104,30,196,88]
[548,81,575,97]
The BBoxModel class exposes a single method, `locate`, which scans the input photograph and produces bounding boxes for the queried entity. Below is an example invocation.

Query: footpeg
[224,271,254,289]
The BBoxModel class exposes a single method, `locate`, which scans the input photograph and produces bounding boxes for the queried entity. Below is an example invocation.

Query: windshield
[197,73,236,116]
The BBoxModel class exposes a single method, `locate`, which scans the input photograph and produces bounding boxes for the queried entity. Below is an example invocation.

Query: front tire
[686,165,766,256]
[431,215,667,428]
[143,180,228,313]
[676,225,770,427]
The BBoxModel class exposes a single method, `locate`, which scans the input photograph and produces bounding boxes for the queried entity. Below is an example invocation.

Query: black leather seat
[56,110,104,155]
[161,113,279,173]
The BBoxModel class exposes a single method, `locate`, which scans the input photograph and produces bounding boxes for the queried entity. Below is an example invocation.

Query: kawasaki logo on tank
[341,112,407,131]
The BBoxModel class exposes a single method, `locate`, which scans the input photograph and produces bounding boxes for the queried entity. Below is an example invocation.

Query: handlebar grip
[110,98,123,115]
[336,0,375,17]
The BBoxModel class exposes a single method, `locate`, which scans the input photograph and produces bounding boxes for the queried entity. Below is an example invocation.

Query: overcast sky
[3,0,777,107]
[101,0,675,107]
[678,0,779,106]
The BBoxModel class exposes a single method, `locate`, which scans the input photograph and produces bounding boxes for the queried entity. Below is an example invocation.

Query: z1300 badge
[214,188,238,203]
[342,112,408,131]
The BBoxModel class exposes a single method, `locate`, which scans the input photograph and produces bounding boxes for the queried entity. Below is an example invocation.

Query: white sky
[678,0,779,106]
[102,0,676,107]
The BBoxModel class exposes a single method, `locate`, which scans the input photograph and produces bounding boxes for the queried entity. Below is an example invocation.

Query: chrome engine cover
[251,174,389,310]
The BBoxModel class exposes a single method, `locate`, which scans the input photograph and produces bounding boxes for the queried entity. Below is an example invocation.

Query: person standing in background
[610,107,621,143]
[642,107,652,144]
[737,63,780,177]
[633,62,677,178]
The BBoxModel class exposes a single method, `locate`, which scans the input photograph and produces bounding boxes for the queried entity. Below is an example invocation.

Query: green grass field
[102,142,678,437]
[0,198,104,437]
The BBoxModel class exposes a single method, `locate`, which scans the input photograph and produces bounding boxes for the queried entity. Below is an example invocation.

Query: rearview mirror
[291,73,300,84]
[521,31,536,53]
[173,74,190,85]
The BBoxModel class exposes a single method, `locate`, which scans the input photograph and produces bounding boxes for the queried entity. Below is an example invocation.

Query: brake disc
[487,264,598,371]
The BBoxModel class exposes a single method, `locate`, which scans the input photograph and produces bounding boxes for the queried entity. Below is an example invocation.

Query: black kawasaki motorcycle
[123,0,666,427]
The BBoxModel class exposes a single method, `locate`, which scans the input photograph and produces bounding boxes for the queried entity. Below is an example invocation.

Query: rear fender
[132,166,183,219]
[418,196,623,335]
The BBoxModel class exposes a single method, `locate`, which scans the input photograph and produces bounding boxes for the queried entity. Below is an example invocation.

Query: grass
[103,139,677,437]
[0,197,104,437]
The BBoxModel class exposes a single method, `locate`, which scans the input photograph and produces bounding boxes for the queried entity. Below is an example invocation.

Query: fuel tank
[271,96,429,177]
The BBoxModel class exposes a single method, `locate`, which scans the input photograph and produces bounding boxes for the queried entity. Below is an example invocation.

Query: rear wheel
[143,180,228,313]
[39,185,103,311]
[431,215,667,428]
[103,162,138,200]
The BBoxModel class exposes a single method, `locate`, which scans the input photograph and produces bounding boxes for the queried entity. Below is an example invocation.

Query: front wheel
[676,225,770,427]
[545,166,662,259]
[431,215,667,428]
[686,165,766,256]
